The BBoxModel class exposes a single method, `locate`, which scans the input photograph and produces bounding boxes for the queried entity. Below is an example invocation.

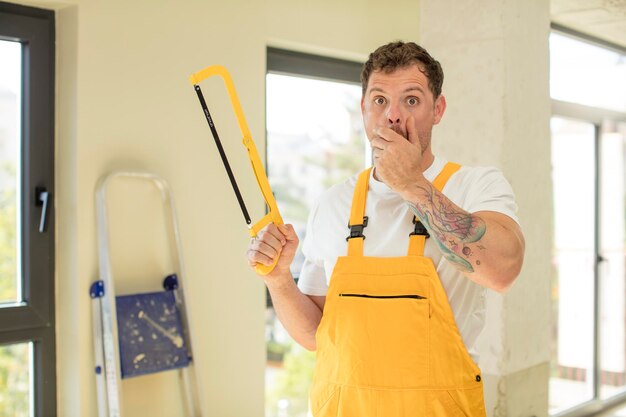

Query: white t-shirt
[297,156,519,361]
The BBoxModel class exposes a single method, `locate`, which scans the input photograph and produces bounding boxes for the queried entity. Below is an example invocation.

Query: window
[0,2,56,416]
[550,31,626,113]
[549,28,626,416]
[550,116,596,411]
[264,48,366,417]
[599,120,626,401]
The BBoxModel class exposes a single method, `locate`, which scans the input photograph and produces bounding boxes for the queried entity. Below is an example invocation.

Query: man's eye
[374,97,386,105]
[407,97,419,105]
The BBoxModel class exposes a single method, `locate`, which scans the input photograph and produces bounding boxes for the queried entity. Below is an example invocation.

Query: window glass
[265,72,366,417]
[600,121,626,399]
[0,39,22,305]
[550,32,626,113]
[549,116,596,412]
[0,342,33,417]
[266,73,367,276]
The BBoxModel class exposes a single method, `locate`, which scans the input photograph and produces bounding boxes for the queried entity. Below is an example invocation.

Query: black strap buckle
[346,216,368,241]
[410,217,430,238]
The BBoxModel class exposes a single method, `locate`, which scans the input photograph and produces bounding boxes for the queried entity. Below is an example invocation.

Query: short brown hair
[360,41,444,98]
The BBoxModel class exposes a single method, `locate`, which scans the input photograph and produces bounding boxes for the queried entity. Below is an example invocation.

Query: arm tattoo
[407,183,486,273]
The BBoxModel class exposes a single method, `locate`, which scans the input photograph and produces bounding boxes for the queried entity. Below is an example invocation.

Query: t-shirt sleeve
[296,200,329,296]
[460,167,520,225]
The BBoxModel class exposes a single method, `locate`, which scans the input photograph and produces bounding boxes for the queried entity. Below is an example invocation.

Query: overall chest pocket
[339,293,426,300]
[332,291,430,388]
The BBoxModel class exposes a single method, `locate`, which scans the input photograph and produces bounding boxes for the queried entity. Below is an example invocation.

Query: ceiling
[551,0,626,49]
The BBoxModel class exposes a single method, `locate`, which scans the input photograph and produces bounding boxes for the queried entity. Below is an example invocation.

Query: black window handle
[35,187,49,233]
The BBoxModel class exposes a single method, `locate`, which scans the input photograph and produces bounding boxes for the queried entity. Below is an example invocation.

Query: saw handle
[248,213,282,276]
[190,65,284,276]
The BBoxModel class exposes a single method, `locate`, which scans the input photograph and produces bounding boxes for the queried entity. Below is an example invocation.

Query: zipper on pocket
[339,293,426,300]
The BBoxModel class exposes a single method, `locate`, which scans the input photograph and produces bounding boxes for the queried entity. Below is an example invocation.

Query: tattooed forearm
[407,183,486,273]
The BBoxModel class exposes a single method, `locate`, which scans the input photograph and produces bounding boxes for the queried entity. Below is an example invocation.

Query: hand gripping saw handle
[190,65,284,275]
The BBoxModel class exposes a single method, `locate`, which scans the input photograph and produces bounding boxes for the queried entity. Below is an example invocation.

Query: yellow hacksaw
[190,65,284,275]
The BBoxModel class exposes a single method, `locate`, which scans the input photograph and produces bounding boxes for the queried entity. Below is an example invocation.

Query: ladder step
[116,291,190,379]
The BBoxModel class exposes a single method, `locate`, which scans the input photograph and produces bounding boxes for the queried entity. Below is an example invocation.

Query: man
[247,41,524,416]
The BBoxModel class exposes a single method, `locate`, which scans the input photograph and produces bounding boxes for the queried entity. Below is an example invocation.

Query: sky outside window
[550,32,626,113]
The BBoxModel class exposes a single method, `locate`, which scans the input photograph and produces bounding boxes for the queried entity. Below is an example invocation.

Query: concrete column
[420,1,552,416]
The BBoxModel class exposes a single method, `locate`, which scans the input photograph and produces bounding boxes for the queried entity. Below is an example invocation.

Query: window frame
[0,2,56,415]
[550,25,626,417]
[267,47,363,86]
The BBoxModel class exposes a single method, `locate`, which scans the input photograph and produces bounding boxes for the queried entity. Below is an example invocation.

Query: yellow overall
[310,163,487,417]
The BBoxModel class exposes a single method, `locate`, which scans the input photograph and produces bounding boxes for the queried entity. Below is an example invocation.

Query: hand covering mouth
[389,124,408,140]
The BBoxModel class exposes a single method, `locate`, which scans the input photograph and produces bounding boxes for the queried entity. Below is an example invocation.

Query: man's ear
[433,94,446,125]
[360,95,365,113]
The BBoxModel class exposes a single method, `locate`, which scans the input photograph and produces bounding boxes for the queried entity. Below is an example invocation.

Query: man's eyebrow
[368,87,386,94]
[368,86,426,95]
[403,86,425,94]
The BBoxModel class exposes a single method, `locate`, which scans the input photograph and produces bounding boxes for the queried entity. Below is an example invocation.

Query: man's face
[361,64,445,154]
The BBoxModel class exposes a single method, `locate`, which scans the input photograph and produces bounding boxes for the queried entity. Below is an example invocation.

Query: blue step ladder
[90,172,202,417]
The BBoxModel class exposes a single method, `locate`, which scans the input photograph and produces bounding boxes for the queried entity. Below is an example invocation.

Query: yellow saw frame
[190,65,284,275]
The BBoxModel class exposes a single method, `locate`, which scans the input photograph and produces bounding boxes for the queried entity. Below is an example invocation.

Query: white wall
[27,0,422,415]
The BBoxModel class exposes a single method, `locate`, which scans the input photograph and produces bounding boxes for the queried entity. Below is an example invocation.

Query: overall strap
[407,162,462,256]
[432,162,461,191]
[347,168,372,256]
